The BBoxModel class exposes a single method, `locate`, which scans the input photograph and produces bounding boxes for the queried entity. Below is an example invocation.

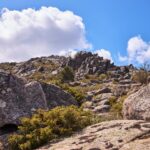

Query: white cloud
[58,49,77,58]
[118,53,128,62]
[119,36,150,64]
[0,7,91,62]
[95,49,113,62]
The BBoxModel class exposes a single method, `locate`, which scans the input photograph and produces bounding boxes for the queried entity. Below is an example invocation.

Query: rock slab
[38,120,150,150]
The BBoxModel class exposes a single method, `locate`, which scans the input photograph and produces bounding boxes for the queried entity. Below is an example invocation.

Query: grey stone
[123,83,150,121]
[93,105,110,113]
[41,83,77,109]
[95,87,111,95]
[0,71,47,127]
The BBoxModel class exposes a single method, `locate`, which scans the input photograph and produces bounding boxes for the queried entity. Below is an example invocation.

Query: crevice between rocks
[0,124,18,136]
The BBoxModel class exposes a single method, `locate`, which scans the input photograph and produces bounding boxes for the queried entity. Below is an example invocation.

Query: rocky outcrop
[0,71,77,128]
[123,84,150,121]
[15,55,67,76]
[66,51,135,80]
[67,51,114,79]
[38,120,150,150]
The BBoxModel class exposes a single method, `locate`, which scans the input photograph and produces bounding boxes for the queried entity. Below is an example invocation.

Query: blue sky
[0,0,150,65]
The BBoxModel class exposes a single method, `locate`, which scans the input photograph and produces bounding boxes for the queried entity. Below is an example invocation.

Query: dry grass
[71,84,102,95]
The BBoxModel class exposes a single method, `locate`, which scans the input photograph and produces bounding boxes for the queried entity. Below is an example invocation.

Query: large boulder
[123,84,150,121]
[0,71,77,128]
[41,83,77,108]
[38,120,150,150]
[0,71,47,127]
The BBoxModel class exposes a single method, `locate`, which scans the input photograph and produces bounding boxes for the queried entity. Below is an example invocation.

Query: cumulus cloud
[95,49,113,62]
[119,36,150,64]
[0,7,91,62]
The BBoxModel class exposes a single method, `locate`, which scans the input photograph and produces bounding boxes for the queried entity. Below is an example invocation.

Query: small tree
[60,66,74,83]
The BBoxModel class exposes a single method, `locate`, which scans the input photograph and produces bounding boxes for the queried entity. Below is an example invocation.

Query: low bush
[8,106,95,150]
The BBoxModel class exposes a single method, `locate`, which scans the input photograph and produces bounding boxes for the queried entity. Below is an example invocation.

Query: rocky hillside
[0,51,138,118]
[0,51,150,150]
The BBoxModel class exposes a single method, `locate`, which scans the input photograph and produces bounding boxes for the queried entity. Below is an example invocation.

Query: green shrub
[9,106,95,150]
[67,87,85,105]
[60,66,74,83]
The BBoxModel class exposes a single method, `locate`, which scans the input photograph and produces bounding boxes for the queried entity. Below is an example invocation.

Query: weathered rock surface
[41,83,77,109]
[15,55,67,76]
[0,71,77,128]
[123,84,150,121]
[120,138,150,150]
[0,71,47,127]
[38,120,150,150]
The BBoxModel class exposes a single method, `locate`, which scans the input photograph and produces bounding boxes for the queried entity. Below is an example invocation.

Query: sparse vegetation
[109,96,117,106]
[132,70,149,84]
[109,95,127,119]
[84,74,108,82]
[132,63,150,84]
[8,106,96,150]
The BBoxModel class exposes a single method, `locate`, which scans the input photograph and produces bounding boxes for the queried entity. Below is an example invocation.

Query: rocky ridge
[67,51,134,80]
[0,51,134,81]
